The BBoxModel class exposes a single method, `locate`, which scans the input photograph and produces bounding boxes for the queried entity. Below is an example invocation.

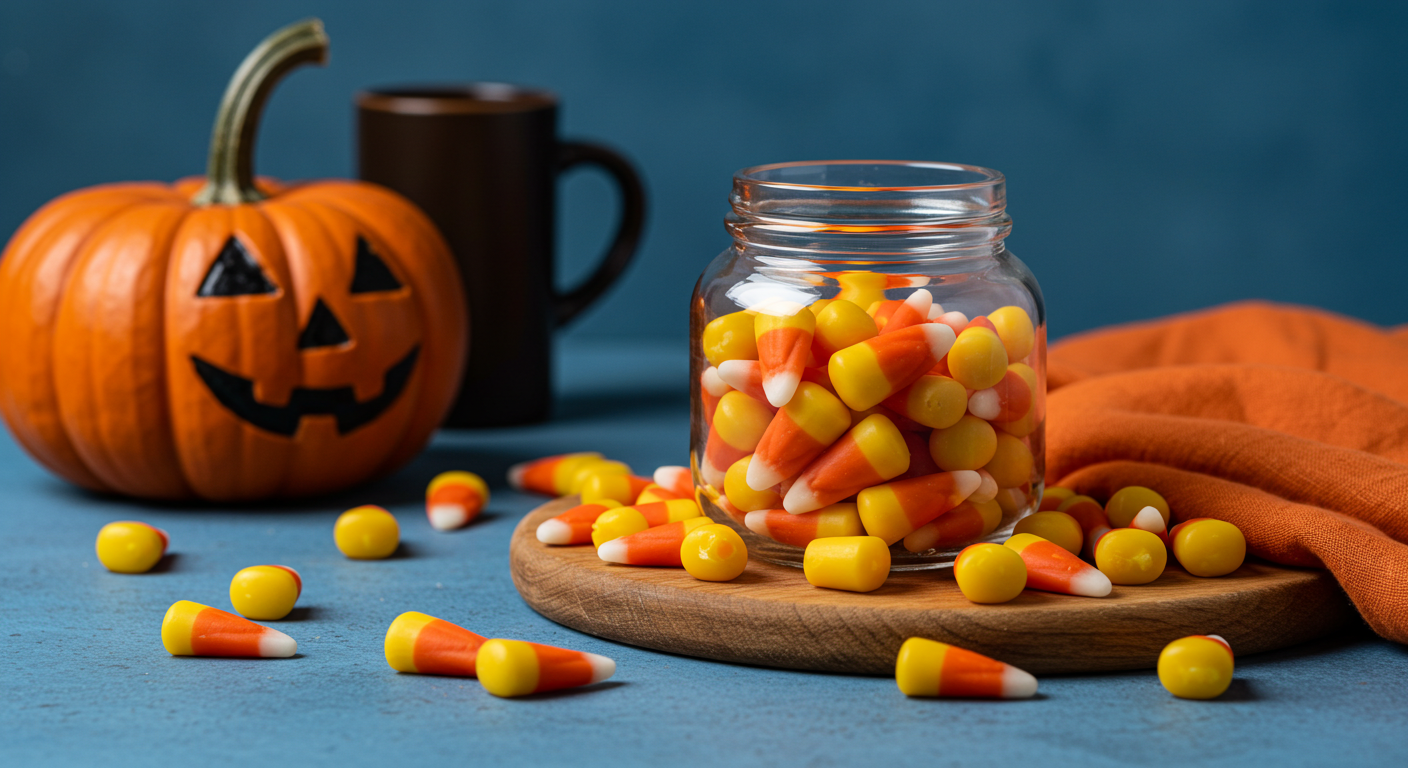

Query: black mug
[357,83,645,427]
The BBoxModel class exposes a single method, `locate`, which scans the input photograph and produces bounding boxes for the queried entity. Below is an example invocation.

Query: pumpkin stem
[192,19,329,206]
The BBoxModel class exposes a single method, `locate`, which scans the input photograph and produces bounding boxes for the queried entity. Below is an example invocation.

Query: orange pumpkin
[0,20,468,500]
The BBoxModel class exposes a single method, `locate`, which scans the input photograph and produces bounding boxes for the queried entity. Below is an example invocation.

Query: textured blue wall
[2,0,1404,342]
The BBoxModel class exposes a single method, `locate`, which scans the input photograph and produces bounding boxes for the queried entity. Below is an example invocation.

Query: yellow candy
[1094,528,1167,585]
[229,565,302,620]
[812,299,879,358]
[1105,486,1170,528]
[591,507,649,548]
[724,455,782,512]
[993,362,1039,438]
[94,521,168,574]
[928,414,998,471]
[953,542,1027,603]
[1039,486,1075,511]
[987,306,1035,362]
[994,487,1028,517]
[886,374,968,429]
[681,523,748,581]
[802,536,891,593]
[702,311,759,367]
[568,459,631,496]
[1159,635,1234,699]
[807,298,834,317]
[946,327,1008,390]
[580,472,646,505]
[1012,511,1083,556]
[335,506,400,559]
[1171,519,1247,577]
[983,433,1033,488]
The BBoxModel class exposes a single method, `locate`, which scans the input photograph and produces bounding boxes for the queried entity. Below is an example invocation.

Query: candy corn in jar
[690,161,1045,569]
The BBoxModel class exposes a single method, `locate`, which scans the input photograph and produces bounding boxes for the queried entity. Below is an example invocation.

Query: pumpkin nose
[298,298,351,349]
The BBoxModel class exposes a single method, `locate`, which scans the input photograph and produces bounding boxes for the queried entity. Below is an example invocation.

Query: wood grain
[510,497,1354,674]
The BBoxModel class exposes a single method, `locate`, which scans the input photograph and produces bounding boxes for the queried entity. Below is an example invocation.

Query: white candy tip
[904,289,933,312]
[920,322,957,357]
[968,389,1001,420]
[744,510,769,536]
[585,653,616,684]
[597,539,628,564]
[507,462,529,490]
[260,630,297,658]
[1001,666,1038,699]
[653,466,689,487]
[745,460,784,494]
[1070,567,1113,598]
[701,367,731,396]
[1132,506,1167,534]
[428,504,469,531]
[927,304,943,320]
[1205,634,1232,653]
[536,519,573,545]
[763,372,800,408]
[715,359,753,390]
[782,480,822,514]
[952,470,982,501]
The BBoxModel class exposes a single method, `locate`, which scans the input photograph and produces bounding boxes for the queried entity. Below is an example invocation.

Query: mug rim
[357,82,557,115]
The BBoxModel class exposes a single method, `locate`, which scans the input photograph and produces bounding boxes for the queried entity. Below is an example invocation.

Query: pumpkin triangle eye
[350,236,403,293]
[197,237,278,297]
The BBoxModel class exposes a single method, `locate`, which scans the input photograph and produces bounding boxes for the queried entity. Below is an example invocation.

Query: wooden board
[509,497,1354,674]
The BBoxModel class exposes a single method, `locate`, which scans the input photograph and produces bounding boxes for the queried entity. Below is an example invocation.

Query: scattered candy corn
[95,521,168,574]
[425,471,489,531]
[476,639,616,698]
[783,414,911,514]
[161,600,296,658]
[597,518,713,566]
[229,565,302,620]
[754,301,816,407]
[384,612,486,676]
[536,501,621,546]
[744,504,864,548]
[1158,635,1234,699]
[895,637,1037,699]
[1003,533,1111,597]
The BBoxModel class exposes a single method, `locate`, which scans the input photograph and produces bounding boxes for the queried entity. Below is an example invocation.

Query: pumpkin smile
[191,347,420,437]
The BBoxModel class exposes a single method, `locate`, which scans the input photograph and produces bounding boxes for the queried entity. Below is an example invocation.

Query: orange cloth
[1046,302,1408,643]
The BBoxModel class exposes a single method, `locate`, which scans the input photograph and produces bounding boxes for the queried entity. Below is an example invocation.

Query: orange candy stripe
[189,606,278,657]
[938,644,1008,698]
[413,618,488,676]
[529,642,599,693]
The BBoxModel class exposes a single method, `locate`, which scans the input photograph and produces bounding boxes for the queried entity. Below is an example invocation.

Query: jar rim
[734,160,1004,193]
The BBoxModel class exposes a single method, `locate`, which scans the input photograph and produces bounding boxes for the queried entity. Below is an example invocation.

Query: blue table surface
[3,342,1406,767]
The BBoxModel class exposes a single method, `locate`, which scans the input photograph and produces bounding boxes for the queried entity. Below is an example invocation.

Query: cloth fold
[1046,302,1408,643]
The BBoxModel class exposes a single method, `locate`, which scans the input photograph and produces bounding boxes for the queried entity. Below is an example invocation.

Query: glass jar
[689,161,1045,570]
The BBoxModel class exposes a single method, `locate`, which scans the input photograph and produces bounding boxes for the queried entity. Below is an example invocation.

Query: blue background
[2,0,1405,342]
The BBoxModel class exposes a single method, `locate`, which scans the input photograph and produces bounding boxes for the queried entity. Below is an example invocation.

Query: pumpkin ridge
[56,200,194,498]
[2,192,184,493]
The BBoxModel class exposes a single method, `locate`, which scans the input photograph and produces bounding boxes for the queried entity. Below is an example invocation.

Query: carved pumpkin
[0,20,468,500]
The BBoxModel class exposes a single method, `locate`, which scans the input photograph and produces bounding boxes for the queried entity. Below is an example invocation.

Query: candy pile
[698,290,1040,556]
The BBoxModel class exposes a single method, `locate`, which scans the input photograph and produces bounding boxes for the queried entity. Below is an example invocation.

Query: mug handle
[554,141,647,327]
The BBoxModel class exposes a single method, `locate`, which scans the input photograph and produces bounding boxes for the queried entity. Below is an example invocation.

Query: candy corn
[744,503,865,548]
[895,638,1037,699]
[754,302,816,407]
[990,362,1039,437]
[635,483,685,504]
[384,612,486,676]
[746,381,851,491]
[630,498,703,526]
[1105,486,1170,528]
[1039,486,1075,511]
[700,366,730,427]
[1130,506,1170,544]
[969,469,999,504]
[1169,518,1246,577]
[508,452,607,496]
[987,306,1035,362]
[877,289,932,335]
[947,326,1009,391]
[425,471,489,531]
[536,501,620,546]
[1058,495,1112,560]
[967,368,1033,422]
[1003,533,1112,597]
[701,311,758,367]
[811,299,878,359]
[828,323,956,411]
[715,359,778,410]
[893,431,940,481]
[95,521,168,573]
[725,456,782,512]
[597,517,713,566]
[783,414,911,514]
[821,270,925,311]
[881,374,968,430]
[856,471,981,545]
[476,639,616,698]
[934,310,968,337]
[161,600,296,658]
[803,536,891,592]
[653,466,694,499]
[592,499,703,547]
[581,472,653,505]
[902,498,1003,553]
[701,391,774,488]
